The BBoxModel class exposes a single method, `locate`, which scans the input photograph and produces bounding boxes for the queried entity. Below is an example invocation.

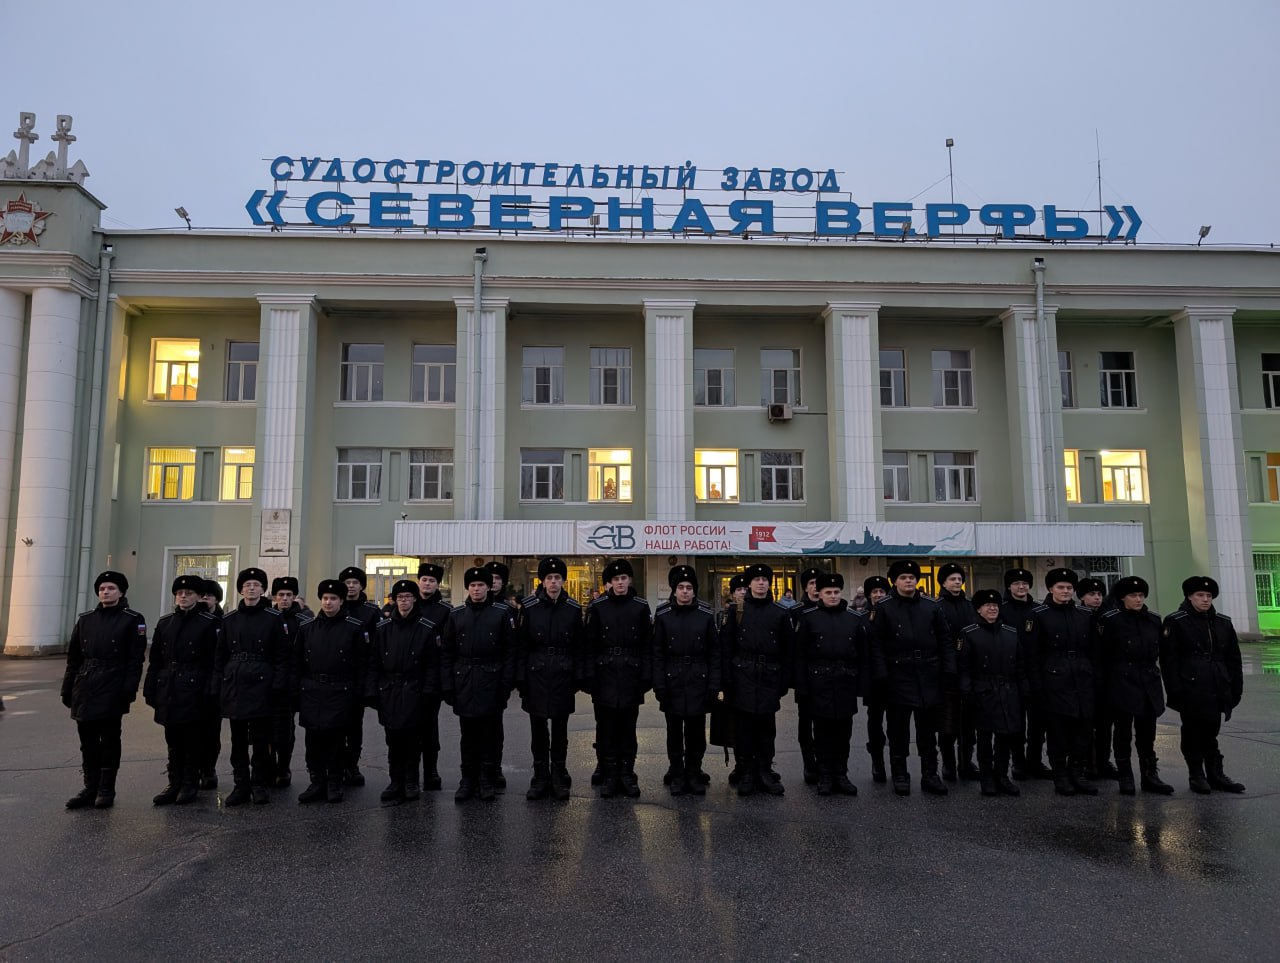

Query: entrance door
[168,550,236,614]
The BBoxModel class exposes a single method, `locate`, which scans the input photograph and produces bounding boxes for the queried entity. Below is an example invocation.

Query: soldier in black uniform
[442,567,517,802]
[652,564,721,797]
[516,556,585,801]
[584,559,653,798]
[485,560,514,789]
[1160,576,1245,794]
[198,579,225,789]
[795,572,862,796]
[216,567,289,806]
[369,580,440,803]
[61,571,147,810]
[143,574,221,805]
[1024,568,1099,796]
[1097,576,1172,795]
[415,562,451,791]
[269,576,305,788]
[935,562,978,782]
[1076,577,1117,781]
[869,559,955,796]
[338,565,381,787]
[861,575,891,783]
[958,589,1027,797]
[295,579,370,804]
[791,567,822,785]
[1001,567,1046,780]
[723,562,793,797]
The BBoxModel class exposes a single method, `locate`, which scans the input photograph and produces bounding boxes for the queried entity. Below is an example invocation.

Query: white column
[823,302,881,521]
[252,295,318,583]
[6,287,84,655]
[1173,307,1257,632]
[0,288,26,639]
[1000,304,1064,523]
[454,297,507,520]
[644,299,694,520]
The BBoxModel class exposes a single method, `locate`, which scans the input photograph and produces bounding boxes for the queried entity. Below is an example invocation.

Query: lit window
[1263,354,1280,409]
[225,342,258,402]
[695,449,739,502]
[760,349,801,406]
[589,448,632,502]
[880,349,907,407]
[220,447,255,501]
[522,346,565,405]
[590,348,632,405]
[411,345,456,403]
[1059,351,1075,409]
[695,348,735,406]
[760,451,804,501]
[336,448,383,501]
[931,350,973,407]
[1064,449,1080,503]
[1255,553,1279,609]
[1265,452,1280,503]
[883,450,909,501]
[146,447,196,501]
[409,448,453,501]
[1099,352,1138,408]
[933,451,977,502]
[521,449,565,501]
[340,344,385,401]
[151,339,200,401]
[1100,449,1147,503]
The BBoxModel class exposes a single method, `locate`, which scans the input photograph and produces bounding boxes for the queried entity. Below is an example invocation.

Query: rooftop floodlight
[1197,225,1211,246]
[175,206,192,230]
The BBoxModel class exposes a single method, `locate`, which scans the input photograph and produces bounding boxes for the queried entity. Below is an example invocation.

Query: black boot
[455,768,477,803]
[477,766,497,802]
[225,770,252,807]
[890,756,911,796]
[816,765,833,796]
[176,764,201,804]
[1140,758,1175,795]
[736,766,757,796]
[832,769,858,796]
[802,749,819,786]
[251,785,270,805]
[920,758,948,796]
[1097,759,1120,780]
[298,773,326,804]
[979,771,998,797]
[381,754,406,802]
[1187,760,1212,794]
[663,760,680,786]
[423,748,442,791]
[940,742,958,783]
[551,761,572,801]
[326,772,345,803]
[757,763,785,796]
[1069,763,1099,796]
[527,762,551,801]
[590,741,604,786]
[342,765,365,787]
[620,758,641,798]
[1053,764,1076,796]
[669,766,687,796]
[153,773,181,806]
[403,747,421,800]
[94,769,118,809]
[867,743,887,784]
[1117,760,1136,796]
[686,763,707,796]
[67,768,100,810]
[1206,756,1245,793]
[199,771,219,791]
[959,747,980,781]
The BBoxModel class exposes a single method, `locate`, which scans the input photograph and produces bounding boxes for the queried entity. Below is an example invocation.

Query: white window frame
[411,345,456,404]
[407,448,453,501]
[883,450,910,501]
[932,451,977,503]
[588,449,632,503]
[145,447,197,501]
[336,448,383,501]
[220,447,255,502]
[694,348,735,407]
[225,341,258,403]
[880,348,907,407]
[522,346,565,405]
[590,347,632,406]
[1266,453,1280,503]
[340,343,385,402]
[149,338,200,402]
[694,449,739,503]
[1100,449,1147,504]
[520,450,565,501]
[760,348,802,406]
[1263,354,1280,409]
[1099,351,1138,408]
[931,349,974,408]
[759,450,804,502]
[1059,350,1075,409]
[1255,552,1280,609]
[1064,448,1081,504]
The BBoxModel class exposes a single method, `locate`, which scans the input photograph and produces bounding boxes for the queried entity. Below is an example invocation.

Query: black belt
[456,658,498,667]
[605,647,636,657]
[230,651,267,662]
[671,656,706,665]
[538,646,567,655]
[744,655,778,664]
[381,670,414,681]
[311,674,351,684]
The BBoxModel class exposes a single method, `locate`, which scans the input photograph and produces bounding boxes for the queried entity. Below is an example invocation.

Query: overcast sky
[8,0,1278,245]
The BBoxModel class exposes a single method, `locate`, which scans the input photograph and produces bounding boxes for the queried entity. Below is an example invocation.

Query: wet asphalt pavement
[2,647,1278,962]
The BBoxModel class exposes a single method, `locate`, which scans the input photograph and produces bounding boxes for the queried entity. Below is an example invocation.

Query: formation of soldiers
[60,556,1246,809]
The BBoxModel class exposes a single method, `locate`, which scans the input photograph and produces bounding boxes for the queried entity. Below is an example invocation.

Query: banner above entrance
[575,521,975,556]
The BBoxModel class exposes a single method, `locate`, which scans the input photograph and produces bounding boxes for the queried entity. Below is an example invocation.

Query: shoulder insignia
[961,623,979,633]
[343,616,364,627]
[1215,612,1232,622]
[493,601,510,612]
[918,595,938,606]
[654,603,672,616]
[1169,611,1188,620]
[197,611,217,622]
[1101,608,1118,618]
[418,617,436,629]
[297,613,314,626]
[451,604,467,614]
[633,596,649,606]
[77,609,95,619]
[565,598,582,609]
[771,601,789,611]
[1032,604,1048,613]
[376,617,391,629]
[123,607,142,617]
[698,601,716,615]
[522,596,541,608]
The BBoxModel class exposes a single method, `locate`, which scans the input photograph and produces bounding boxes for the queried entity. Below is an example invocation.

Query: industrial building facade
[2,165,1279,654]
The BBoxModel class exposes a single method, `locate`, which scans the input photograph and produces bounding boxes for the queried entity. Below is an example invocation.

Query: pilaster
[644,299,695,521]
[1000,304,1065,523]
[454,297,508,520]
[823,302,881,521]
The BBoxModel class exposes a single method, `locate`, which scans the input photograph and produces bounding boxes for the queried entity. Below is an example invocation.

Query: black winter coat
[1000,593,1038,635]
[343,594,383,635]
[652,599,722,717]
[216,599,289,720]
[442,598,516,718]
[61,600,148,722]
[869,591,955,708]
[1097,605,1165,717]
[1159,601,1243,719]
[937,591,976,644]
[516,589,585,718]
[143,604,220,726]
[794,600,862,720]
[723,594,793,714]
[959,617,1027,734]
[1024,600,1097,718]
[295,611,368,730]
[274,601,307,697]
[585,590,653,709]
[368,609,440,730]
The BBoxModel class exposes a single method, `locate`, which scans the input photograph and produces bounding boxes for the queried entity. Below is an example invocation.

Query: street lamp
[175,206,192,230]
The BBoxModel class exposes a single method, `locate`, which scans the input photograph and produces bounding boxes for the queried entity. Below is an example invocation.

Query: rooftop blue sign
[246,157,1143,241]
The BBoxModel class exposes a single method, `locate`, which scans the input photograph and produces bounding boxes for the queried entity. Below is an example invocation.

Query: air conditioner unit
[767,403,794,423]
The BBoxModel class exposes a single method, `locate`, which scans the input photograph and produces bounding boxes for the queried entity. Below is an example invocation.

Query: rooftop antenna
[1096,129,1104,243]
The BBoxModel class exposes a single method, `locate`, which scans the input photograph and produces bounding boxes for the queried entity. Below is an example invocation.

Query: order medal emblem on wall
[0,194,51,247]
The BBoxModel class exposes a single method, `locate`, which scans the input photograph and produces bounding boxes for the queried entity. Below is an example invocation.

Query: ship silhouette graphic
[803,526,967,556]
